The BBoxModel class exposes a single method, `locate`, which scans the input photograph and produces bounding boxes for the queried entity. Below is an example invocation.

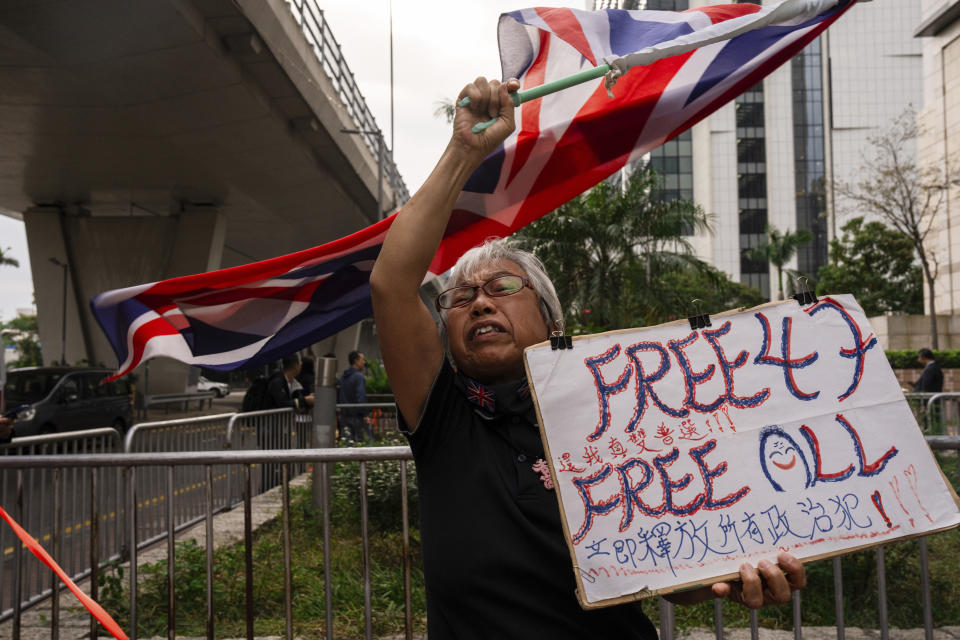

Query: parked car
[197,376,230,398]
[2,367,133,437]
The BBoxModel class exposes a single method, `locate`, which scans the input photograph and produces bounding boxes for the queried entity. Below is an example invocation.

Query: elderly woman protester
[369,77,805,639]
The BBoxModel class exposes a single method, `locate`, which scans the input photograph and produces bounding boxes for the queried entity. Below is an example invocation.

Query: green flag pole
[458,63,612,133]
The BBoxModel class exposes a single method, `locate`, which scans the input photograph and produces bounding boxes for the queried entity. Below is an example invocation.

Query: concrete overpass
[0,0,406,381]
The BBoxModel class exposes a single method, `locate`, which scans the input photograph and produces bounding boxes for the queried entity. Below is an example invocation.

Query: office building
[595,0,922,300]
[917,0,960,319]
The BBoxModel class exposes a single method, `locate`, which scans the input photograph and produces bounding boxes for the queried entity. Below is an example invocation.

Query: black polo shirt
[401,359,657,639]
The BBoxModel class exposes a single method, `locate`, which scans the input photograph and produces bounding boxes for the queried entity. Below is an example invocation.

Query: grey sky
[0,1,574,323]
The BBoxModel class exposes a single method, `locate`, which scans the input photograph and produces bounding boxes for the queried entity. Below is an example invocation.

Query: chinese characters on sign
[524,295,960,607]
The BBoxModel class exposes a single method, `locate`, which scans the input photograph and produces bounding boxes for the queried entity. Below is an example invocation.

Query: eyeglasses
[435,274,533,311]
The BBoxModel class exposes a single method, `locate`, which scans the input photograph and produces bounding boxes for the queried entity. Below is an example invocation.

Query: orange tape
[0,505,128,640]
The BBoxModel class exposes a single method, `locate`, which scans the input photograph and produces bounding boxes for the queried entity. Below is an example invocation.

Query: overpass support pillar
[23,207,226,392]
[23,206,89,367]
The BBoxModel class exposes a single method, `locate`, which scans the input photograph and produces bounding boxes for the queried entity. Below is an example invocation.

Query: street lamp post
[48,257,68,365]
[341,128,386,220]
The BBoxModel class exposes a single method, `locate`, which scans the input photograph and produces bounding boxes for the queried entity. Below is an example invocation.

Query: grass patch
[99,434,425,638]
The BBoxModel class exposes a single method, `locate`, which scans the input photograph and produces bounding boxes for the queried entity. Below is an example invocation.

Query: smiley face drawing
[759,425,812,492]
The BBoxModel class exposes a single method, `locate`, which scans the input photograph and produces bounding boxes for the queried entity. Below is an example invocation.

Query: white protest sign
[523,295,960,608]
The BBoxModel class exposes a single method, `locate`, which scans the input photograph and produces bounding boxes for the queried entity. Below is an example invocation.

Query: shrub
[885,349,960,369]
[365,358,393,394]
[331,431,418,532]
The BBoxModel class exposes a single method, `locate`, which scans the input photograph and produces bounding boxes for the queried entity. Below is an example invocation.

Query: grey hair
[437,238,564,355]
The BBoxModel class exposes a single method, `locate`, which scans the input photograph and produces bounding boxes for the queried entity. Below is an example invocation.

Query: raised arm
[370,77,520,428]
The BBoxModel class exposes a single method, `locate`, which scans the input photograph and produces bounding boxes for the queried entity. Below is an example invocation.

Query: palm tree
[434,98,456,124]
[745,225,812,300]
[511,167,716,330]
[0,246,19,268]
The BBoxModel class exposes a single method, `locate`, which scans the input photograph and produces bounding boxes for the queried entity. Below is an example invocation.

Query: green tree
[836,109,946,347]
[745,225,813,300]
[1,314,41,367]
[655,265,767,321]
[816,217,923,316]
[511,167,725,331]
[0,246,19,268]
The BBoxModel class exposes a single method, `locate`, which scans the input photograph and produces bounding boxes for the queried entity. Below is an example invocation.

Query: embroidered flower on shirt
[532,458,554,490]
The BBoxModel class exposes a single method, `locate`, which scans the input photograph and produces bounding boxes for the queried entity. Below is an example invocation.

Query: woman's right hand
[450,77,521,162]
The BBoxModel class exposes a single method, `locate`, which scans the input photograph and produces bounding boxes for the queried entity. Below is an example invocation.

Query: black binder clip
[550,329,573,350]
[688,299,712,330]
[792,276,818,306]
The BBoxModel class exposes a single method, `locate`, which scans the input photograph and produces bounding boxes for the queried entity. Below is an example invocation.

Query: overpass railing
[285,0,410,203]
[1,437,959,639]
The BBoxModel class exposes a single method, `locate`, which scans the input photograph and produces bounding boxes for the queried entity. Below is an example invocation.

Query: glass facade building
[736,84,770,294]
[596,0,695,231]
[642,0,694,233]
[648,133,694,204]
[587,0,920,303]
[792,39,827,277]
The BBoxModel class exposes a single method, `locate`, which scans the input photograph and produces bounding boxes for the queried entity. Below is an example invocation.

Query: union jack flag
[465,379,497,413]
[91,0,856,379]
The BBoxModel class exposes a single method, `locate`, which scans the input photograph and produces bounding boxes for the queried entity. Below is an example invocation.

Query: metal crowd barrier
[0,447,415,640]
[903,392,960,434]
[123,413,240,554]
[0,409,305,628]
[1,429,123,622]
[225,408,307,494]
[2,437,959,640]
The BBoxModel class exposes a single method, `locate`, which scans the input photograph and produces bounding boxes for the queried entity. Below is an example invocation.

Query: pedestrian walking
[913,348,944,393]
[337,351,370,444]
